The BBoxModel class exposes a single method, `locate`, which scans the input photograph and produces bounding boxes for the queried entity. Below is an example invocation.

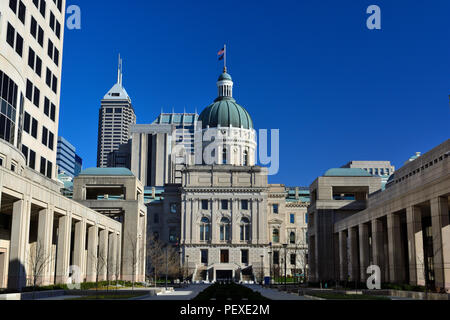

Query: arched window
[200,217,210,241]
[220,217,231,241]
[273,229,280,243]
[222,146,227,165]
[240,217,251,241]
[290,232,296,244]
[243,150,248,166]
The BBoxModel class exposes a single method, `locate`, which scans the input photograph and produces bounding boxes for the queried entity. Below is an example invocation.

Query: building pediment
[268,218,283,225]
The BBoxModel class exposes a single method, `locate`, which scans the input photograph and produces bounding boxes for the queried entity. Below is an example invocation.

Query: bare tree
[146,235,180,286]
[27,240,53,293]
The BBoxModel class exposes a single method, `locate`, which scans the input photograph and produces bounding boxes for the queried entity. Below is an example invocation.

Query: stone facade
[73,169,147,282]
[0,140,122,290]
[309,139,450,292]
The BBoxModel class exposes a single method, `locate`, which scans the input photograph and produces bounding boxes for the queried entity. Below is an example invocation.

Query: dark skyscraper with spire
[96,55,136,167]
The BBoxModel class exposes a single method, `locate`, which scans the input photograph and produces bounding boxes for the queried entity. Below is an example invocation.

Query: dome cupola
[198,68,253,129]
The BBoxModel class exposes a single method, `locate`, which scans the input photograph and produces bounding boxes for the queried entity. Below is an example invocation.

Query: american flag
[218,47,225,60]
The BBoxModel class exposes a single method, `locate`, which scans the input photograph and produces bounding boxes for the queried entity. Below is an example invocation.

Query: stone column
[8,199,31,290]
[371,219,386,283]
[37,207,54,286]
[108,232,117,281]
[333,233,340,281]
[348,227,359,282]
[232,199,239,244]
[98,229,109,281]
[73,219,86,281]
[430,197,450,291]
[251,199,258,244]
[212,199,219,243]
[117,233,122,280]
[359,224,370,282]
[55,214,72,284]
[406,206,423,286]
[339,231,348,281]
[86,225,99,282]
[387,213,404,283]
[185,199,192,244]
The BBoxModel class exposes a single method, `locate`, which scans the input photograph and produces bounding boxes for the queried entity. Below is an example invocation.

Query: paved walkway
[244,285,309,300]
[136,284,210,300]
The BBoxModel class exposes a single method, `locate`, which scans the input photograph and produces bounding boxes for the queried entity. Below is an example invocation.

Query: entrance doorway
[216,270,233,281]
[220,250,229,263]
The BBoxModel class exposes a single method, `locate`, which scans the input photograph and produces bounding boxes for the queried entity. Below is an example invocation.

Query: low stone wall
[21,290,66,300]
[0,293,21,300]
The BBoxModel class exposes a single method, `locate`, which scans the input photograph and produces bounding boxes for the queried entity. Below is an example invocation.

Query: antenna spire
[117,54,123,86]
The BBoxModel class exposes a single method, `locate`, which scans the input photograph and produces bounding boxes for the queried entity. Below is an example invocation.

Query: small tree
[27,240,53,297]
[146,235,181,286]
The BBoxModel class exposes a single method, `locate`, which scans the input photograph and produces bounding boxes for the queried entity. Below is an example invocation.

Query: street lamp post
[283,243,288,292]
[179,248,183,283]
[165,245,168,291]
[268,250,272,287]
[186,255,190,283]
[260,255,264,285]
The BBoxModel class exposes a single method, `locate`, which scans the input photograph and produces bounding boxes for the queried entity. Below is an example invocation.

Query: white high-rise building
[0,0,66,179]
[97,56,136,167]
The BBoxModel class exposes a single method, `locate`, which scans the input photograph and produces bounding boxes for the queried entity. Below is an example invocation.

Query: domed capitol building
[140,68,310,282]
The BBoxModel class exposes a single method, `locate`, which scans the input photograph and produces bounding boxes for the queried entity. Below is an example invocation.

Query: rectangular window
[42,126,48,145]
[305,213,308,224]
[48,131,54,150]
[273,251,279,265]
[30,17,37,38]
[37,27,44,46]
[9,0,18,13]
[44,97,50,116]
[241,249,249,264]
[33,87,40,107]
[23,112,30,133]
[18,1,26,24]
[15,33,23,56]
[26,80,33,101]
[170,203,177,214]
[50,103,55,121]
[273,204,279,214]
[221,200,228,210]
[31,118,38,138]
[290,254,296,265]
[241,200,248,210]
[40,156,46,175]
[201,200,208,210]
[220,250,229,263]
[290,213,295,224]
[39,0,46,17]
[6,23,15,48]
[29,149,36,170]
[46,161,52,179]
[201,249,208,264]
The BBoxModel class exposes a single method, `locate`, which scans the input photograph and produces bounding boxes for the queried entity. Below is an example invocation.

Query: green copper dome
[198,97,253,129]
[218,72,232,81]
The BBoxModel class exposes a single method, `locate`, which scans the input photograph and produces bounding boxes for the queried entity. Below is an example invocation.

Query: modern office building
[96,56,136,168]
[1,0,66,180]
[308,140,450,292]
[56,136,83,178]
[130,113,198,186]
[342,161,395,187]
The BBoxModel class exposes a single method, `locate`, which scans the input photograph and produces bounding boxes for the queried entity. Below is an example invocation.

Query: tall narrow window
[240,217,250,241]
[273,229,280,243]
[200,217,210,241]
[243,150,248,166]
[222,146,227,164]
[220,217,231,241]
[290,232,296,244]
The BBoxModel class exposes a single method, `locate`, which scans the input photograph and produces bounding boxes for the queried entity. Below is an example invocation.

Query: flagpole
[224,44,227,71]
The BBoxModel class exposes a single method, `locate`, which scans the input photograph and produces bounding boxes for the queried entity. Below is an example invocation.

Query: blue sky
[59,0,450,186]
